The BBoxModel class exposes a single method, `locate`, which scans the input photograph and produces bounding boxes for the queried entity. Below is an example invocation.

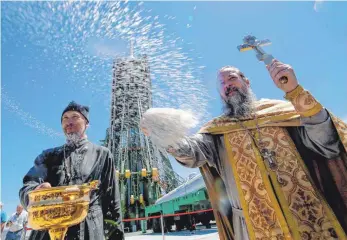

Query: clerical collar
[222,113,254,121]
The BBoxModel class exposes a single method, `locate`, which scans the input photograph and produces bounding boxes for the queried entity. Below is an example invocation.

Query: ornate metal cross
[237,35,288,83]
[237,35,274,65]
[260,148,277,170]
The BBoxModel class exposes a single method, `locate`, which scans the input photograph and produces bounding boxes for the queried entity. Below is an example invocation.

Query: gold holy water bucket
[27,180,99,240]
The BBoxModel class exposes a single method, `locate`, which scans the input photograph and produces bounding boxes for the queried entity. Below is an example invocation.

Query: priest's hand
[266,59,298,93]
[35,182,52,190]
[141,127,177,154]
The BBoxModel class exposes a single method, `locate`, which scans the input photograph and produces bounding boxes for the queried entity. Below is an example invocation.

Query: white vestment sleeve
[168,133,217,168]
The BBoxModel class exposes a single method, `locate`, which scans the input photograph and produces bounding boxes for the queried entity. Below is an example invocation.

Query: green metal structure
[104,54,184,232]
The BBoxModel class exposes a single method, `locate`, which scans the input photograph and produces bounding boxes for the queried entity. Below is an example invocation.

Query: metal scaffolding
[104,54,184,232]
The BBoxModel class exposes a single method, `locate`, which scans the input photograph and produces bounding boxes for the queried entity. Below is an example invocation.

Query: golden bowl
[27,180,98,240]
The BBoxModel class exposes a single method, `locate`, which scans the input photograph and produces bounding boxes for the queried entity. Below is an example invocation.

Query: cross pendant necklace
[237,115,278,170]
[260,148,277,170]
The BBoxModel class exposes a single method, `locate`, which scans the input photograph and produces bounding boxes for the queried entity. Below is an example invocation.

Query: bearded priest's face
[62,111,88,141]
[217,67,256,118]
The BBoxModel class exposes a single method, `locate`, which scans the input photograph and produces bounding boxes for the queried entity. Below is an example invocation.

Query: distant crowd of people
[0,202,28,240]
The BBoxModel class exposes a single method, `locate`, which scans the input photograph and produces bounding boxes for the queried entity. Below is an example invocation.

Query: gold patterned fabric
[225,126,346,240]
[198,99,347,240]
[284,85,323,117]
[199,99,301,134]
[225,129,288,239]
[331,114,347,148]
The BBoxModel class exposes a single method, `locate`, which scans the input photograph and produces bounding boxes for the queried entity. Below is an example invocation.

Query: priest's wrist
[284,84,323,117]
[284,83,299,93]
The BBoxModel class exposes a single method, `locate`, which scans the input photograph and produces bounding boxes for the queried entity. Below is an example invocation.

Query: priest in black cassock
[19,101,124,240]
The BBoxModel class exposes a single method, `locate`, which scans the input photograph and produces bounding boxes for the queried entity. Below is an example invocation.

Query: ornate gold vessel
[27,180,99,240]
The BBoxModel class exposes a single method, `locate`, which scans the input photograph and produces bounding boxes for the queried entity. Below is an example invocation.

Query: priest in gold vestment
[142,59,347,240]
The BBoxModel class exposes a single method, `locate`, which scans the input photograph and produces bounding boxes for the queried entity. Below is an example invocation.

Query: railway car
[144,174,214,233]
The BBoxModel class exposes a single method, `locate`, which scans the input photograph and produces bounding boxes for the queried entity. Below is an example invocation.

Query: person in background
[5,205,27,240]
[0,202,7,234]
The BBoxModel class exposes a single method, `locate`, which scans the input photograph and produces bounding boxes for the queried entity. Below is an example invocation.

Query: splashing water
[1,89,63,138]
[141,108,199,149]
[2,1,210,135]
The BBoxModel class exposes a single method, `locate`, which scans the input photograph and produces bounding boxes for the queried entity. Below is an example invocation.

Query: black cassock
[19,138,124,240]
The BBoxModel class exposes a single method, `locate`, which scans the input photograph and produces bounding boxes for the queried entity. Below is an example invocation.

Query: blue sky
[1,1,347,215]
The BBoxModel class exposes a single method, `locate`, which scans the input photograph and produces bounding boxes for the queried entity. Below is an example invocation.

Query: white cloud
[314,0,324,12]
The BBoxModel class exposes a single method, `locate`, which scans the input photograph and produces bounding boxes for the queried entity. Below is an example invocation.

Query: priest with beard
[142,59,347,240]
[19,101,124,240]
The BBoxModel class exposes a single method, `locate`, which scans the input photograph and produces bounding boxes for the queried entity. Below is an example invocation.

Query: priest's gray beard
[223,86,256,118]
[65,132,84,145]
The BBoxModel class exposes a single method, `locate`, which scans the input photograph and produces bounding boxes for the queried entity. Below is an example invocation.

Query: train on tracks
[144,174,215,232]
